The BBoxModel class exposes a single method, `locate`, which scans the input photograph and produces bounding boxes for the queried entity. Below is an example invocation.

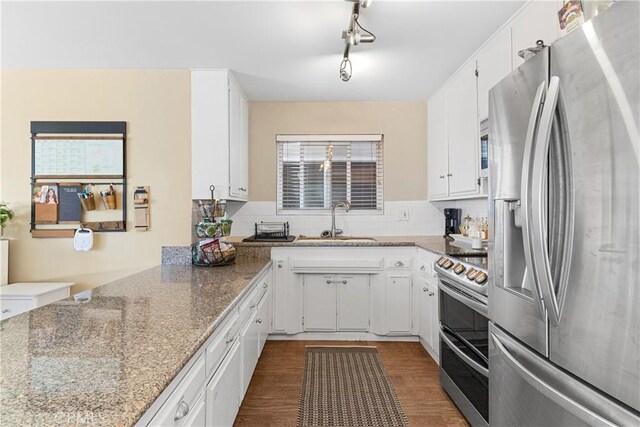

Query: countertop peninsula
[0,257,271,427]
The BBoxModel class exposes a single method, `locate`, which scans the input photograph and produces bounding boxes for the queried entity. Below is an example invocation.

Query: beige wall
[1,70,192,292]
[248,102,428,202]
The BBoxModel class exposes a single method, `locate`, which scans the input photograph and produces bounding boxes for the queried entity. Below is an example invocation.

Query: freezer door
[488,49,548,355]
[544,1,640,412]
[489,323,640,427]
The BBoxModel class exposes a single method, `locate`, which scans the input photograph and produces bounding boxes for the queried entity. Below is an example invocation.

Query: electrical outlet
[398,209,409,221]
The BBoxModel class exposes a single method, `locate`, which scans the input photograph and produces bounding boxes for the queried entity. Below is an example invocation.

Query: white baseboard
[419,336,439,364]
[267,332,420,342]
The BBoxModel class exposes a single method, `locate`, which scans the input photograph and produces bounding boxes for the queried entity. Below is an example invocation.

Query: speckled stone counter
[0,257,271,427]
[225,235,487,257]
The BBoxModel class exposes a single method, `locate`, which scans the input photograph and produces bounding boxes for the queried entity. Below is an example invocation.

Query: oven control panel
[435,256,489,295]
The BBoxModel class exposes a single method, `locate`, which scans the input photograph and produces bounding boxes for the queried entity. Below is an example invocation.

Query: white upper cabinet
[476,27,512,120]
[427,90,449,200]
[511,1,561,70]
[447,61,479,198]
[191,70,249,201]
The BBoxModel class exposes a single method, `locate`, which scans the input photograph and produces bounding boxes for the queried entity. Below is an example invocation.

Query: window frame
[276,134,384,215]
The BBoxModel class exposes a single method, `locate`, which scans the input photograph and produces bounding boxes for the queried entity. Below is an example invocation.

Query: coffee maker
[444,208,461,237]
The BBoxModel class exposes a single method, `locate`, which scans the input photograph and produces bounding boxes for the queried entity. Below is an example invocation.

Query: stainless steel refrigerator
[488,2,639,425]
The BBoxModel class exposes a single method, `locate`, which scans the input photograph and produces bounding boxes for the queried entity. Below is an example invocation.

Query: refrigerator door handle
[520,81,547,319]
[530,76,566,326]
[440,328,489,377]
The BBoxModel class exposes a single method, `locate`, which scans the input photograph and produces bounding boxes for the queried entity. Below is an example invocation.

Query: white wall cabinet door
[336,275,369,331]
[303,275,336,331]
[511,0,560,70]
[206,340,241,427]
[447,61,480,198]
[229,76,249,200]
[427,89,449,200]
[191,70,249,201]
[386,275,412,334]
[476,27,512,119]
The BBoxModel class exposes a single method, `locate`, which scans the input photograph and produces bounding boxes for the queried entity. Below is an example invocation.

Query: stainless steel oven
[435,256,489,427]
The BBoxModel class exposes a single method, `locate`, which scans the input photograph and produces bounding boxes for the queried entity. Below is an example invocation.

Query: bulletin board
[30,121,128,238]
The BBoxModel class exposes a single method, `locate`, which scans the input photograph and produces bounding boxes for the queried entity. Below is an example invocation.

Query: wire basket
[254,222,289,239]
[192,239,237,267]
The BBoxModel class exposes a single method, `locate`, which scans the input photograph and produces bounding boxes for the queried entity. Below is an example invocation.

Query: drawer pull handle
[420,265,426,271]
[1,309,9,314]
[256,318,262,324]
[263,283,268,289]
[174,400,190,421]
[250,302,256,309]
[225,333,235,344]
[395,261,405,267]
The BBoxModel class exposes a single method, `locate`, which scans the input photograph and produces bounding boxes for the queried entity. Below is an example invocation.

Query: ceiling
[1,1,525,101]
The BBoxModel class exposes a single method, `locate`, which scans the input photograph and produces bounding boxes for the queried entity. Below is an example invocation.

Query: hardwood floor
[235,341,469,427]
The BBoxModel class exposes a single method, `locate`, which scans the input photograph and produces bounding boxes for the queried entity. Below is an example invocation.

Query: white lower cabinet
[337,276,369,331]
[206,340,242,427]
[303,275,336,331]
[418,277,438,354]
[386,275,412,334]
[240,310,260,395]
[303,274,369,332]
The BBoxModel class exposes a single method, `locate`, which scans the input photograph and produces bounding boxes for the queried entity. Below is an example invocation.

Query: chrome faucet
[330,201,351,237]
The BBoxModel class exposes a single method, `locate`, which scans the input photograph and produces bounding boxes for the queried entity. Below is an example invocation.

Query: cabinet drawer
[0,298,37,320]
[149,354,206,427]
[206,311,239,378]
[386,257,412,270]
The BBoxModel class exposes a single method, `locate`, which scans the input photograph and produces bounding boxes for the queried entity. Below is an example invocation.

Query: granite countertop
[226,235,487,257]
[0,257,271,427]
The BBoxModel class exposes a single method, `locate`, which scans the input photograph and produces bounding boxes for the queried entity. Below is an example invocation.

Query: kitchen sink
[295,236,378,243]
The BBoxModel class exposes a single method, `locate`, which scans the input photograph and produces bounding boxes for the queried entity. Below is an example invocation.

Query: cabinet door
[240,310,259,396]
[229,78,248,200]
[418,278,431,346]
[207,340,241,427]
[511,0,560,70]
[257,289,271,354]
[476,27,512,119]
[337,275,369,331]
[428,282,439,360]
[386,275,412,334]
[272,259,287,333]
[447,61,480,197]
[427,89,449,200]
[303,275,336,331]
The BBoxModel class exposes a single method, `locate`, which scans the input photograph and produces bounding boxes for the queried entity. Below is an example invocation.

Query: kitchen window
[276,135,383,214]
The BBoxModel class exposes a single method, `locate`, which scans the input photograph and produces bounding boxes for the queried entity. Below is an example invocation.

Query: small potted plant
[0,202,14,285]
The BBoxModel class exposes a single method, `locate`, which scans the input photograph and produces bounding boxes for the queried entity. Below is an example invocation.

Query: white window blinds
[276,135,383,213]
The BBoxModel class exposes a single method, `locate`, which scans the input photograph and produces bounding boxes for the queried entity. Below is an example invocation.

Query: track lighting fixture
[339,0,376,82]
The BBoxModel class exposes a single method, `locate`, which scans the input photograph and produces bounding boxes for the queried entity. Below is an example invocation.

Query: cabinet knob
[423,287,428,292]
[250,301,256,309]
[395,261,404,267]
[439,175,445,179]
[277,264,283,268]
[174,400,190,421]
[225,333,235,344]
[327,279,332,284]
[342,280,347,284]
[239,187,247,192]
[263,283,268,289]
[420,265,426,271]
[256,318,262,324]
[447,173,453,177]
[428,291,435,296]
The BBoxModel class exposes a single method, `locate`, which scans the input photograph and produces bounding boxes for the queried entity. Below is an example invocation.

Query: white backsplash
[225,199,488,237]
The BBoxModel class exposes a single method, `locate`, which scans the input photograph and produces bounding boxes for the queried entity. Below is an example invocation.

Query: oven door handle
[440,328,489,377]
[439,280,488,317]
